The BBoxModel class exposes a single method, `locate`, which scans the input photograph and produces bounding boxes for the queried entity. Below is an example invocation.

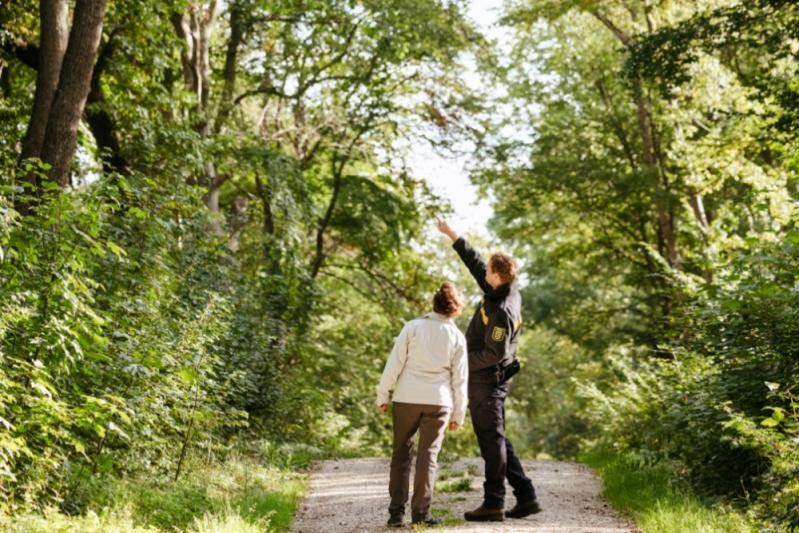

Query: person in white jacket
[376,281,469,528]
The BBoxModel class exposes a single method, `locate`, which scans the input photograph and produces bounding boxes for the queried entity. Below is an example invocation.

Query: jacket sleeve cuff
[376,386,389,406]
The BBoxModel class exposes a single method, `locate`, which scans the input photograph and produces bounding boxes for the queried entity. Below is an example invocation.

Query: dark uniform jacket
[453,237,522,384]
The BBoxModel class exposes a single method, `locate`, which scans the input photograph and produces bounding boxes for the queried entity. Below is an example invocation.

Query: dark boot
[464,505,504,522]
[505,497,542,518]
[411,514,442,526]
[387,511,404,528]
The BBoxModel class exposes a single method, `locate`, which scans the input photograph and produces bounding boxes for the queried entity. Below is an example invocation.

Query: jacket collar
[486,282,512,302]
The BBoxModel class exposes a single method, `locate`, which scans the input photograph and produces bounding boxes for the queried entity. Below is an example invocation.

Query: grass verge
[581,449,751,533]
[0,444,310,532]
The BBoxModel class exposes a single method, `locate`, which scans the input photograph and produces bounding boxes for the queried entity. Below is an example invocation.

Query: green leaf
[129,207,148,219]
[31,381,53,399]
[106,241,127,258]
[95,454,115,473]
[107,421,129,440]
[178,367,198,385]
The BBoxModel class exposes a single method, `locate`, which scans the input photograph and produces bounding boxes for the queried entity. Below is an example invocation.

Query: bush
[578,232,799,528]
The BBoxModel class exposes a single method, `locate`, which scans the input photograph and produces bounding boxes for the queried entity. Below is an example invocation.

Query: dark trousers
[389,402,450,519]
[469,380,536,508]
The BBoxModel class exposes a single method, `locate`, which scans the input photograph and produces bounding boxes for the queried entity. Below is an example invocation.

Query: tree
[0,0,484,512]
[19,0,107,203]
[479,2,799,525]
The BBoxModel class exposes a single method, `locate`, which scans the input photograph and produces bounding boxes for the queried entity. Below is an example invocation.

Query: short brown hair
[489,252,518,284]
[432,281,464,316]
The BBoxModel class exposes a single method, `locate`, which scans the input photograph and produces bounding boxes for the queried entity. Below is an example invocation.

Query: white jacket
[376,312,468,425]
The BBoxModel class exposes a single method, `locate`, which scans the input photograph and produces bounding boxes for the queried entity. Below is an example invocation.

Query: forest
[0,0,797,531]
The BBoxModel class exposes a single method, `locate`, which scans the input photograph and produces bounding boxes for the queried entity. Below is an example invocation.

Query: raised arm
[436,217,491,294]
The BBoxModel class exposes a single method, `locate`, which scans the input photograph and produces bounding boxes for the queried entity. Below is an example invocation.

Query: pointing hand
[435,216,458,241]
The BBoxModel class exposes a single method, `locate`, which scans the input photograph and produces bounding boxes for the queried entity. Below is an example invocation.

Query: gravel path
[292,457,636,532]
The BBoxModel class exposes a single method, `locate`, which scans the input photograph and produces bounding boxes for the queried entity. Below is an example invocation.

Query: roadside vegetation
[1,0,798,531]
[582,450,750,533]
[0,441,311,532]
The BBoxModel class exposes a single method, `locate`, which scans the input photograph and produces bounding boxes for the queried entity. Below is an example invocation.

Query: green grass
[123,483,215,530]
[0,506,159,533]
[435,477,471,493]
[186,451,305,531]
[407,507,463,530]
[0,449,308,532]
[581,449,752,533]
[434,467,473,493]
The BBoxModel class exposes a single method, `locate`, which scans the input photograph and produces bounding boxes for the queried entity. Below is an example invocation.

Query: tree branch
[591,10,632,46]
[310,160,343,279]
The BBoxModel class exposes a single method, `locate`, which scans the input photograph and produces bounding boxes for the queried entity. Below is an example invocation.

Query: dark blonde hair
[489,252,518,284]
[432,281,464,316]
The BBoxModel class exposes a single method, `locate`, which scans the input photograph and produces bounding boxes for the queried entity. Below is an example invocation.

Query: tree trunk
[213,2,244,134]
[689,193,713,281]
[20,0,69,162]
[593,10,681,269]
[197,1,217,121]
[202,170,232,237]
[16,0,69,213]
[310,168,342,279]
[255,172,283,272]
[171,1,218,128]
[173,1,223,231]
[39,0,107,187]
[171,11,197,94]
[86,32,127,175]
[0,61,10,98]
[635,91,680,269]
[255,172,275,236]
[688,193,709,239]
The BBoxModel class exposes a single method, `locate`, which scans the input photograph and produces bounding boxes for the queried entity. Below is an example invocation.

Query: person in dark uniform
[436,217,541,522]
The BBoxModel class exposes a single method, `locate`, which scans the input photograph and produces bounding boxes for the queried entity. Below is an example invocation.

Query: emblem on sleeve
[491,327,507,342]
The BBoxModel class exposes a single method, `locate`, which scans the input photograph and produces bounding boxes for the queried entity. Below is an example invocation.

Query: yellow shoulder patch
[491,326,507,342]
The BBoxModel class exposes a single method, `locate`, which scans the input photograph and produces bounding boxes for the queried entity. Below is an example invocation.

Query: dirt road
[292,457,636,532]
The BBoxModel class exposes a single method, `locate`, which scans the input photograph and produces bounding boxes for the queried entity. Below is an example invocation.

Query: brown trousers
[388,402,450,519]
